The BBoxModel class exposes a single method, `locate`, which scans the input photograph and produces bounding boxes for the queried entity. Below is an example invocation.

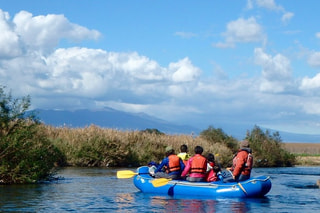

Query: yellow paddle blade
[151,178,172,187]
[117,170,138,179]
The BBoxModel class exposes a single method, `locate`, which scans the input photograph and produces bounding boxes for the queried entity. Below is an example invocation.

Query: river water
[0,167,319,212]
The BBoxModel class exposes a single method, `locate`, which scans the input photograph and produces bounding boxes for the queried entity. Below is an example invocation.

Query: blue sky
[1,0,320,138]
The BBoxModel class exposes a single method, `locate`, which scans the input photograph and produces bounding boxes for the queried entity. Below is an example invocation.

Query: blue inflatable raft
[133,166,272,198]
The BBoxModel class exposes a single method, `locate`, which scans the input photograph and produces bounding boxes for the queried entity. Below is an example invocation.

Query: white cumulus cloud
[0,7,319,136]
[214,17,265,48]
[254,48,292,93]
[307,52,320,67]
[169,57,201,83]
[0,9,22,58]
[300,73,320,90]
[12,10,100,54]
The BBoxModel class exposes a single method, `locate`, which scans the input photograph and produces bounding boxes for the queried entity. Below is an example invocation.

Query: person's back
[155,146,185,180]
[224,140,253,182]
[206,153,220,182]
[232,148,253,179]
[181,146,207,182]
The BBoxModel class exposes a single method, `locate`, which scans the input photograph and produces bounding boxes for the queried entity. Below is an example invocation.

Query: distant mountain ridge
[30,108,320,142]
[32,108,200,135]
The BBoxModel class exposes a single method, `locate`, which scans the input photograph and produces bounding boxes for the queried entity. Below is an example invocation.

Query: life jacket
[206,162,218,182]
[178,152,190,161]
[178,152,190,166]
[167,155,181,173]
[206,169,218,182]
[245,153,253,171]
[190,155,207,174]
[232,150,253,175]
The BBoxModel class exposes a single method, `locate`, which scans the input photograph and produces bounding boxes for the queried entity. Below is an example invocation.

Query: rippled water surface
[0,167,319,212]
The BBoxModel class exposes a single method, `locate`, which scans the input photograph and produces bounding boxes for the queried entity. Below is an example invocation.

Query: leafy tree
[0,86,64,184]
[246,125,296,167]
[141,128,165,135]
[200,126,238,152]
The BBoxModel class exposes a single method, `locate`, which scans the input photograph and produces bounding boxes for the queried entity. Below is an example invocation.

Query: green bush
[199,125,296,167]
[200,126,239,152]
[141,128,165,135]
[245,125,296,167]
[0,86,65,184]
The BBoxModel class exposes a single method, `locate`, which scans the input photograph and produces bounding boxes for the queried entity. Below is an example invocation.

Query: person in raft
[206,153,221,182]
[181,146,207,182]
[224,140,253,182]
[177,144,190,166]
[154,146,185,180]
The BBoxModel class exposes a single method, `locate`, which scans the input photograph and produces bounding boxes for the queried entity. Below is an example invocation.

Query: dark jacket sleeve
[155,157,168,173]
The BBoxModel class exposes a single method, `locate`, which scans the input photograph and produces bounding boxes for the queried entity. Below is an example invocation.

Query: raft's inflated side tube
[133,166,272,198]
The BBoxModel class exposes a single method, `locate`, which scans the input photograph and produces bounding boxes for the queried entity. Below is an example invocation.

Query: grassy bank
[282,143,320,166]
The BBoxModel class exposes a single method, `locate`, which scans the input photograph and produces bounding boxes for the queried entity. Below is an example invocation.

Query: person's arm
[179,159,185,172]
[155,157,168,173]
[181,158,192,177]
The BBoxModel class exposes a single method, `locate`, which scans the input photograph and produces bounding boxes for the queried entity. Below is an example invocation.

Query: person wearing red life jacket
[206,153,221,182]
[224,140,253,182]
[154,146,185,180]
[181,146,207,182]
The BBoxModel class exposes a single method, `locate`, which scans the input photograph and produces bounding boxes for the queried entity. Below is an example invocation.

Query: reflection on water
[0,167,320,212]
[165,199,218,212]
[115,193,135,211]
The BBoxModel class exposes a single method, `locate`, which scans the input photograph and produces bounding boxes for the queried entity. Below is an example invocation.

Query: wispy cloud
[174,31,197,39]
[247,0,294,24]
[282,12,294,24]
[255,0,283,11]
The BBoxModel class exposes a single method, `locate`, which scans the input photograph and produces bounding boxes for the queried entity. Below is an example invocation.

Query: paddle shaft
[226,170,248,195]
[238,182,248,195]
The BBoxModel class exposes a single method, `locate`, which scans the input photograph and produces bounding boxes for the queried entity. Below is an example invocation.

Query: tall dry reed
[42,124,233,167]
[282,143,320,155]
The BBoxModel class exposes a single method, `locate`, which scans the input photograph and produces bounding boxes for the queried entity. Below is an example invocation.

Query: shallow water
[0,167,319,212]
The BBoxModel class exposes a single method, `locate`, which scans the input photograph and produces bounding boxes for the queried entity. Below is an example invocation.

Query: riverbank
[283,143,320,166]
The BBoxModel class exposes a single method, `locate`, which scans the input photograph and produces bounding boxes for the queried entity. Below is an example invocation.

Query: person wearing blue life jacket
[154,146,185,180]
